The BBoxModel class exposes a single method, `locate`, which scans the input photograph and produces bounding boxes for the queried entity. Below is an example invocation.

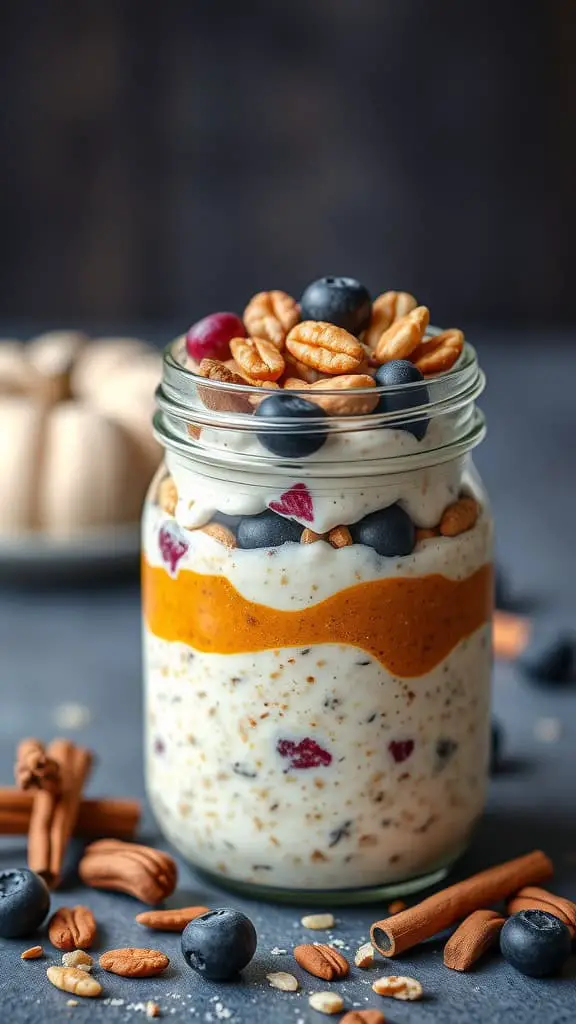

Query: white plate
[0,523,141,582]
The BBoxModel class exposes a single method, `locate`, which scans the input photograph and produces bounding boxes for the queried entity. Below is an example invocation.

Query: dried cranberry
[277,737,332,770]
[158,522,189,575]
[388,739,414,764]
[185,312,246,362]
[268,483,314,523]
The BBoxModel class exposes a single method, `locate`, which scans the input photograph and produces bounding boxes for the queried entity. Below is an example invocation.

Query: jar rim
[153,331,486,478]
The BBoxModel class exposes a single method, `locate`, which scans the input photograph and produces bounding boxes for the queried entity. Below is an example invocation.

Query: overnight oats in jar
[142,278,493,901]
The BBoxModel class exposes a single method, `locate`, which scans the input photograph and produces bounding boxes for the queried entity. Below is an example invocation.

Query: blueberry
[237,510,303,549]
[255,394,328,458]
[490,719,504,773]
[300,276,371,336]
[181,907,257,980]
[500,910,571,977]
[0,868,50,938]
[517,620,576,684]
[350,504,415,557]
[374,360,429,440]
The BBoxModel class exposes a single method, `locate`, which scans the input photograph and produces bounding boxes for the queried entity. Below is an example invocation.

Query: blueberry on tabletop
[350,504,415,557]
[517,620,576,684]
[255,393,328,458]
[374,360,430,440]
[237,509,303,549]
[300,276,372,336]
[185,312,246,362]
[181,907,257,980]
[500,910,571,977]
[0,869,50,938]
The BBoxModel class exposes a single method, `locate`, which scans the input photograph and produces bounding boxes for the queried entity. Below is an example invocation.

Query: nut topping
[410,327,464,375]
[374,306,430,363]
[135,906,210,932]
[286,322,365,375]
[354,941,375,968]
[364,290,418,349]
[230,336,286,381]
[243,290,299,348]
[439,496,480,537]
[372,974,423,1000]
[197,359,253,413]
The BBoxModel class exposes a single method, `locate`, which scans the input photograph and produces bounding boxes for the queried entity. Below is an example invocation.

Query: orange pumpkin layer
[142,558,492,678]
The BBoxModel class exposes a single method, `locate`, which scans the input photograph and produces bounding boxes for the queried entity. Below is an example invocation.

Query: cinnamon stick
[506,886,576,936]
[370,849,553,957]
[14,738,61,795]
[48,740,93,887]
[443,909,505,971]
[493,611,530,659]
[0,790,140,838]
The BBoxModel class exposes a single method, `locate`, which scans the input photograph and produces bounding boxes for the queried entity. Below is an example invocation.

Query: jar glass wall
[142,334,493,902]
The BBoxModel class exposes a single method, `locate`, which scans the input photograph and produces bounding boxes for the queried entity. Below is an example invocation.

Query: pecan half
[47,965,101,998]
[99,947,169,978]
[301,528,327,544]
[196,359,253,414]
[48,906,97,951]
[286,322,365,375]
[410,328,464,375]
[230,336,285,381]
[282,352,324,384]
[136,906,210,932]
[306,374,378,415]
[341,1012,386,1024]
[79,839,177,904]
[439,496,480,537]
[364,291,418,349]
[374,306,430,363]
[21,945,44,960]
[293,943,349,980]
[243,290,299,348]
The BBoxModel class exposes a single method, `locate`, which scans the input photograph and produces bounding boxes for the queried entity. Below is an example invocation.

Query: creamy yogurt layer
[144,625,490,889]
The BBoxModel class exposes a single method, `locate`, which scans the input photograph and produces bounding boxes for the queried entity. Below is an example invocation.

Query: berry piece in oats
[158,522,189,574]
[255,393,327,458]
[0,868,50,938]
[269,482,314,522]
[185,313,246,362]
[277,737,332,770]
[300,276,371,336]
[350,504,415,557]
[500,910,571,977]
[237,509,303,549]
[181,907,257,980]
[374,359,429,439]
[388,738,414,764]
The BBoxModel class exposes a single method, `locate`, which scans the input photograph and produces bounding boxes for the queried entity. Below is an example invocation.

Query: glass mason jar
[142,333,493,903]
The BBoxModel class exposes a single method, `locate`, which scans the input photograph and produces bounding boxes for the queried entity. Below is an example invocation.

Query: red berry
[277,737,332,770]
[185,312,246,362]
[388,739,414,764]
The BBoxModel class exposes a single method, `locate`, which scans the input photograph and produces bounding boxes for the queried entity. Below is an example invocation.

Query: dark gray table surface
[1,334,576,1023]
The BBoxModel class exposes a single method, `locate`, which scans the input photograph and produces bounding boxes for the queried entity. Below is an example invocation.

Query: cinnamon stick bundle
[14,738,61,794]
[370,849,553,957]
[27,739,92,887]
[0,790,140,839]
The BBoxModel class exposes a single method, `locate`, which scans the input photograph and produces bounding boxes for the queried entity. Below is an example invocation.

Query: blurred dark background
[1,0,575,329]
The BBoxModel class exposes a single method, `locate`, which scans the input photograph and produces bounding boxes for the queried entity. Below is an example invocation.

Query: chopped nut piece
[372,974,423,1000]
[62,950,93,970]
[66,1000,78,1007]
[328,526,352,549]
[146,1002,161,1018]
[21,945,44,960]
[308,991,344,1015]
[266,971,299,991]
[46,965,102,998]
[354,941,375,968]
[301,913,335,930]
